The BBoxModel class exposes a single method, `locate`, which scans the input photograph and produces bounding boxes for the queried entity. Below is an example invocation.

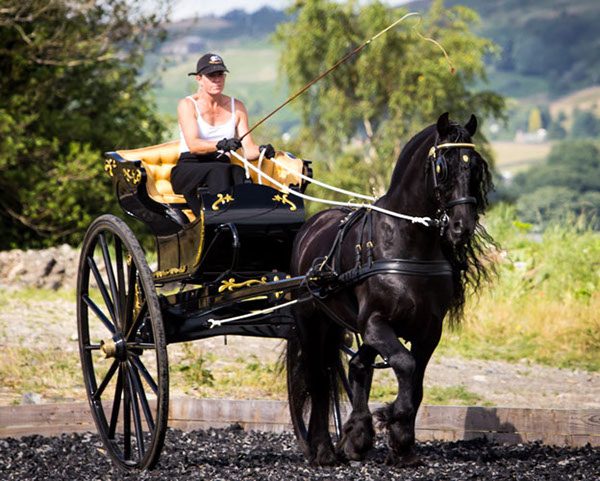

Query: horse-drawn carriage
[77,113,493,470]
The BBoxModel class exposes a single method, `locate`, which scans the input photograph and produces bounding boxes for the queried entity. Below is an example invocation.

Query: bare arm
[235,100,262,160]
[178,98,219,155]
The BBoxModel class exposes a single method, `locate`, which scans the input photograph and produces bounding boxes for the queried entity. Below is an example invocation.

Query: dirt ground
[1,292,598,410]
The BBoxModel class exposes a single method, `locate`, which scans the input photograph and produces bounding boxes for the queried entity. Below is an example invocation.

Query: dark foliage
[0,0,169,248]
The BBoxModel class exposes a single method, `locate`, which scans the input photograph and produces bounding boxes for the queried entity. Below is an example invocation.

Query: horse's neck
[381,142,437,222]
[375,141,442,258]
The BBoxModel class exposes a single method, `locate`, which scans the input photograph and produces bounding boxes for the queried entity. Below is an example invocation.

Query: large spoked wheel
[286,339,353,457]
[77,214,168,471]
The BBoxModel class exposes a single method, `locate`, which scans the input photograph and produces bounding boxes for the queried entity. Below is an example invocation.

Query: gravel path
[1,427,598,481]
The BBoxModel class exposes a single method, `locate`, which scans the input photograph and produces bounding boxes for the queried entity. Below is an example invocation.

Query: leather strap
[446,196,476,208]
[337,258,452,285]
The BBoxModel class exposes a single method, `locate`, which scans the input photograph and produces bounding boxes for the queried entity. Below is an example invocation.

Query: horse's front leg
[364,319,421,466]
[337,343,376,460]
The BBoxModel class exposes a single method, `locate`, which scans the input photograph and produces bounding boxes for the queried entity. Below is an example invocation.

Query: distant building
[514,128,548,143]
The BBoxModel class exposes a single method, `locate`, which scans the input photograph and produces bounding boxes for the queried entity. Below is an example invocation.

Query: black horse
[287,113,494,466]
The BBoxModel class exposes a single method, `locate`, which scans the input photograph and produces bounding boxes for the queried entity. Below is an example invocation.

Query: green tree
[546,140,600,169]
[511,139,600,229]
[547,111,567,140]
[274,0,504,198]
[570,108,600,139]
[0,0,170,248]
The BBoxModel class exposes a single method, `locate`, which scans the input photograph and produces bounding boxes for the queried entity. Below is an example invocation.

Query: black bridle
[428,141,478,232]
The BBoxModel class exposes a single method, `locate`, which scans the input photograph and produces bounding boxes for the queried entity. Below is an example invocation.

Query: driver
[171,53,276,215]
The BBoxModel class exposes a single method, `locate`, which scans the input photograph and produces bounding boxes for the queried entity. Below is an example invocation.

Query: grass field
[438,205,600,372]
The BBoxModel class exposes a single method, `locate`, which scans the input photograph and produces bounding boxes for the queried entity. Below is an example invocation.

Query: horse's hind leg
[364,319,421,466]
[337,343,376,460]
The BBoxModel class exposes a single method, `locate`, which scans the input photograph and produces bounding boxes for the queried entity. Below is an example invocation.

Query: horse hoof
[336,413,374,461]
[313,446,340,466]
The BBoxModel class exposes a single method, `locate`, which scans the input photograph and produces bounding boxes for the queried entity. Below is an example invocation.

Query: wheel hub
[100,335,127,361]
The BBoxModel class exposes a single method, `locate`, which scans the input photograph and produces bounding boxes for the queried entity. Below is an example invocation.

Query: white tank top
[179,96,236,153]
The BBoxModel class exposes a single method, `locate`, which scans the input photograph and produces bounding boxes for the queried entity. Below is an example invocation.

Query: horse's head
[429,112,492,245]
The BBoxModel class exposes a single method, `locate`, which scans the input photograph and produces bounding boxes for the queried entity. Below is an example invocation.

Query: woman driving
[171,53,275,214]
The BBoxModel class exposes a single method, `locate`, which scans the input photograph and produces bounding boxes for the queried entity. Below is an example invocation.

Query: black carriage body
[104,150,311,344]
[163,183,305,277]
[106,151,307,280]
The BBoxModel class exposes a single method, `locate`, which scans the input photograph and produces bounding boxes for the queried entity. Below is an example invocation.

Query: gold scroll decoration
[218,277,268,293]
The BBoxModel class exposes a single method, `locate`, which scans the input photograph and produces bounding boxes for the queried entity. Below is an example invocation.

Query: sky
[170,0,409,21]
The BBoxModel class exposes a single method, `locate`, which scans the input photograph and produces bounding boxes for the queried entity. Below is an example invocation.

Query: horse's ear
[465,114,478,137]
[437,112,450,137]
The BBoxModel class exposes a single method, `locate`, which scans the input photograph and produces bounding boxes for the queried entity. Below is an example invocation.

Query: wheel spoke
[87,255,117,326]
[337,359,353,403]
[330,368,342,439]
[82,294,115,334]
[108,366,124,438]
[115,237,126,323]
[129,362,155,431]
[124,261,137,330]
[127,342,156,350]
[125,365,146,457]
[99,233,121,330]
[123,366,132,460]
[130,355,158,395]
[92,359,119,401]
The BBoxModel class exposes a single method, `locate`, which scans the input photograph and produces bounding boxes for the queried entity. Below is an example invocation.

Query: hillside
[149,1,600,140]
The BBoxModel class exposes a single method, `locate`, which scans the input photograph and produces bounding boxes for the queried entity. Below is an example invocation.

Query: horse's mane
[388,125,437,187]
[436,122,496,327]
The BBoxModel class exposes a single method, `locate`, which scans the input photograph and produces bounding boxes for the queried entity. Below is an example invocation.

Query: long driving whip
[240,11,421,141]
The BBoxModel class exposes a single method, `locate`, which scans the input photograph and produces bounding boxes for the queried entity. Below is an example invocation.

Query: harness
[306,141,477,299]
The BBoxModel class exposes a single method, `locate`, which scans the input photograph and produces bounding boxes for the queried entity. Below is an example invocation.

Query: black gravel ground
[1,426,598,481]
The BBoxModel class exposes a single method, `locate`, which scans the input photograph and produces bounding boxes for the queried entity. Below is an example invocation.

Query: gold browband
[435,142,476,150]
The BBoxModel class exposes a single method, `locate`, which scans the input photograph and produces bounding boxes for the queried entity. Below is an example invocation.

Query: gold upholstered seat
[116,140,185,204]
[115,140,305,206]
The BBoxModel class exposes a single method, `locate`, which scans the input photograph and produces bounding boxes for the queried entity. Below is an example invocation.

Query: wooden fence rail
[1,398,598,447]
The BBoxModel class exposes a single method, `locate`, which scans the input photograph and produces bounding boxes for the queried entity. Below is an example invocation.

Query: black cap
[187,53,229,76]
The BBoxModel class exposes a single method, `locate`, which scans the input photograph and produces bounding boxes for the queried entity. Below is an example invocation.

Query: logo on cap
[209,55,223,65]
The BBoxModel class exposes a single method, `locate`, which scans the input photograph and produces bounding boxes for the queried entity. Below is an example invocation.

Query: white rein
[231,150,436,227]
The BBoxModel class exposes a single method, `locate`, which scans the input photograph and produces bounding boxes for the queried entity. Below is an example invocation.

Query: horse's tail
[286,327,312,456]
[286,307,345,456]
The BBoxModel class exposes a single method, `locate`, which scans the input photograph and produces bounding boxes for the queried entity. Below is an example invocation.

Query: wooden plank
[169,398,291,427]
[1,399,598,447]
[416,406,600,438]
